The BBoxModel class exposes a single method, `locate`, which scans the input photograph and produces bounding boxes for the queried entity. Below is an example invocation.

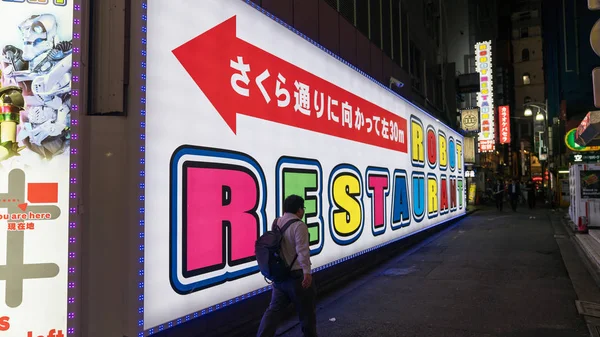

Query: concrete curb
[559,213,600,290]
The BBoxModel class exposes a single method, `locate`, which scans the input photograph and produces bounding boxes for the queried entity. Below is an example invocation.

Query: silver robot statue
[1,13,71,160]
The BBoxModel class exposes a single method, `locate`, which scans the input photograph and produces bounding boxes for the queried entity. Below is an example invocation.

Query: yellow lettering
[428,177,438,215]
[439,134,447,168]
[457,143,463,171]
[411,120,424,164]
[332,174,362,236]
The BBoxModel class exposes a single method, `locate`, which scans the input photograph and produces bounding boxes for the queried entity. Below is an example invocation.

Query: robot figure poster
[0,1,74,336]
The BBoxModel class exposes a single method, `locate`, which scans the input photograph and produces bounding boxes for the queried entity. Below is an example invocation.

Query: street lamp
[523,101,551,205]
[535,112,545,121]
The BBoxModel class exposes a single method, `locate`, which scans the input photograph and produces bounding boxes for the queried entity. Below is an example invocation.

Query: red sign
[478,139,494,152]
[172,16,408,153]
[499,105,511,144]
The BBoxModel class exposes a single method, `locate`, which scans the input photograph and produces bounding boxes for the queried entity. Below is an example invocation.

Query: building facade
[249,0,458,127]
[510,0,546,177]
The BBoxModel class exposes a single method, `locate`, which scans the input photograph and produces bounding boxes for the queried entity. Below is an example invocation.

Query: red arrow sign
[172,16,408,153]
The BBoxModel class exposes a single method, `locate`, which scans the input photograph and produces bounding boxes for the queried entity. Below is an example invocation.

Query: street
[277,208,593,337]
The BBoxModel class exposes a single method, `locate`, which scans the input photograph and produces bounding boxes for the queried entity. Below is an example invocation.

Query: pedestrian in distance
[494,179,505,211]
[257,195,318,337]
[526,178,536,209]
[508,178,521,212]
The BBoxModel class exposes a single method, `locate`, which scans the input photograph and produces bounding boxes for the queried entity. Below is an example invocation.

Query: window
[339,0,356,25]
[392,0,401,63]
[410,41,423,93]
[522,73,531,85]
[370,0,382,47]
[400,4,409,71]
[382,0,392,57]
[356,0,369,37]
[518,11,531,22]
[324,0,337,9]
[522,48,530,61]
[520,27,529,38]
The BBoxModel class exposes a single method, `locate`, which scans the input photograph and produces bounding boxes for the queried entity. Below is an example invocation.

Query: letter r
[184,163,260,273]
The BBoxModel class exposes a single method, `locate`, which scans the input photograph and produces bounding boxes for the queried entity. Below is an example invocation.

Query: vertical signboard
[475,41,495,153]
[142,0,466,334]
[0,1,79,336]
[464,136,476,163]
[499,105,511,144]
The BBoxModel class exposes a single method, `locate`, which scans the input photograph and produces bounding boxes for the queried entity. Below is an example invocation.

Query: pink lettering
[185,166,259,272]
[368,175,388,229]
[450,178,457,209]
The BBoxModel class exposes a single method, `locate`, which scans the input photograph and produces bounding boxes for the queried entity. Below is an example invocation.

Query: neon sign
[475,41,495,153]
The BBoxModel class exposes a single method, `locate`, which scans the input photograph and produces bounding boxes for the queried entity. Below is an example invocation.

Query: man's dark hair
[283,194,304,214]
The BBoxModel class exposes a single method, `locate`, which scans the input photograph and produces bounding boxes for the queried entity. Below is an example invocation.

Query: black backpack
[255,218,299,283]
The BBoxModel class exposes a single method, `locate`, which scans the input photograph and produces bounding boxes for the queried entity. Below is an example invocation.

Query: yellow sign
[468,184,477,204]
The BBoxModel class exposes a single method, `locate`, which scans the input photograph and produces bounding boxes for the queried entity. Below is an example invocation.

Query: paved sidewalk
[278,208,590,337]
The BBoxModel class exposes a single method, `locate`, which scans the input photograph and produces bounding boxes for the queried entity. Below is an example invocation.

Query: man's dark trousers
[495,194,503,211]
[257,270,318,337]
[528,192,536,208]
[510,196,518,211]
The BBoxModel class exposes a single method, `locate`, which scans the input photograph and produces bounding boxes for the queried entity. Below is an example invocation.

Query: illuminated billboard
[142,0,466,333]
[0,1,81,336]
[460,108,479,133]
[475,41,495,153]
[499,106,511,144]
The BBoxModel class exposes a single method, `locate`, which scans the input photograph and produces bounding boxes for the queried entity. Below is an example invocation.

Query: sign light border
[498,105,511,144]
[0,1,82,335]
[475,41,495,153]
[69,3,83,336]
[137,1,466,335]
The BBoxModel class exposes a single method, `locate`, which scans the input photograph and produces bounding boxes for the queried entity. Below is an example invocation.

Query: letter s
[0,316,10,331]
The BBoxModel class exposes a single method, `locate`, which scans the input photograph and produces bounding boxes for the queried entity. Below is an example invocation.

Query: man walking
[257,195,317,337]
[508,178,521,211]
[494,179,505,211]
[526,178,536,209]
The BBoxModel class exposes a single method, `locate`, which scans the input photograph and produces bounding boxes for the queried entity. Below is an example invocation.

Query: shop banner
[464,136,475,163]
[498,105,510,144]
[145,0,465,332]
[460,108,479,132]
[571,152,600,163]
[565,128,600,152]
[468,184,477,204]
[581,170,600,198]
[0,1,73,336]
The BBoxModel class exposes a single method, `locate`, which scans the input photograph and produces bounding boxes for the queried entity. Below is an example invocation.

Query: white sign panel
[0,1,74,336]
[144,0,466,331]
[475,41,495,153]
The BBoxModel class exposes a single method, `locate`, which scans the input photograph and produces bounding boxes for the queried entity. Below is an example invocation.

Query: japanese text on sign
[229,56,406,145]
[499,105,510,144]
